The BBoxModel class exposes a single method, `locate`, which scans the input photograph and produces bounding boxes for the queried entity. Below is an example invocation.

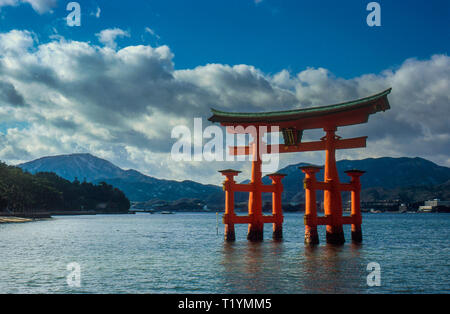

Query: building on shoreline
[358,200,402,212]
[419,199,450,212]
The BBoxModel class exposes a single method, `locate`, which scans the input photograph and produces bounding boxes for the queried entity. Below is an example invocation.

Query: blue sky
[0,0,448,183]
[1,0,449,77]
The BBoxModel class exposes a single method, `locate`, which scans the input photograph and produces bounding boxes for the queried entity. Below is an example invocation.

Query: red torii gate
[209,88,391,245]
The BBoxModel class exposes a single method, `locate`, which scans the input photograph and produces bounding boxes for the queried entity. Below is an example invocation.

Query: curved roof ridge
[209,88,391,120]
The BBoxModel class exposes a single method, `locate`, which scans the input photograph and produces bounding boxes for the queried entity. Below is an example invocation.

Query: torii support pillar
[300,166,321,245]
[345,170,365,244]
[219,169,241,242]
[268,173,286,241]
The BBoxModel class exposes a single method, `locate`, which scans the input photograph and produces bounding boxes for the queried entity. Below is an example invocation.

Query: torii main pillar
[247,128,264,241]
[323,127,345,244]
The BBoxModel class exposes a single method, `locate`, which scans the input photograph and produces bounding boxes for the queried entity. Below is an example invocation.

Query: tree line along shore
[0,161,130,218]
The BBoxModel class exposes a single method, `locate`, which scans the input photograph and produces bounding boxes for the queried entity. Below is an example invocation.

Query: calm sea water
[0,212,448,294]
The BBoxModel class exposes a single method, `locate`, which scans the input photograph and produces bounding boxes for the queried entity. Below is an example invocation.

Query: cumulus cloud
[0,0,56,13]
[0,29,448,184]
[0,29,35,52]
[96,28,130,50]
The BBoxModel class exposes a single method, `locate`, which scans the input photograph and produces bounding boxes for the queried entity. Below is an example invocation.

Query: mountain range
[258,157,450,204]
[17,154,450,208]
[18,154,224,203]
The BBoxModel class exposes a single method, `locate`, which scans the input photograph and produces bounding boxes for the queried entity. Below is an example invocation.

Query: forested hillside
[0,162,130,213]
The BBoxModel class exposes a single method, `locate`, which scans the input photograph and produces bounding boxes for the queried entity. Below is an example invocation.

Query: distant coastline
[2,154,449,218]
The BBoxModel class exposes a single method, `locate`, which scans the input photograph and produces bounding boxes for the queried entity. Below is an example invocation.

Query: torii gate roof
[209,88,391,129]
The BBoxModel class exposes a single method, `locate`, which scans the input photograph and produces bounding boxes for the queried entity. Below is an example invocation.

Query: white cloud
[0,0,18,7]
[0,29,448,184]
[0,29,35,53]
[0,0,56,13]
[96,28,130,50]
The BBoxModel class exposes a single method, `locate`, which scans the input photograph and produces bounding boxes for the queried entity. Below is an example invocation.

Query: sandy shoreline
[0,216,34,223]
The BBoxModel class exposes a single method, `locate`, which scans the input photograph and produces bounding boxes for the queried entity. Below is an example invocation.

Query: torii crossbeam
[209,88,391,244]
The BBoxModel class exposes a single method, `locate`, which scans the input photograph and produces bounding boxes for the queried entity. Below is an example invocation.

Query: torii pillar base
[326,226,345,245]
[351,225,362,244]
[305,225,319,245]
[273,225,283,241]
[247,223,264,242]
[225,224,236,242]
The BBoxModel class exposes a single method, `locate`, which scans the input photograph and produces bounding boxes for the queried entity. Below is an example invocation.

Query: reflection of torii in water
[209,88,392,245]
